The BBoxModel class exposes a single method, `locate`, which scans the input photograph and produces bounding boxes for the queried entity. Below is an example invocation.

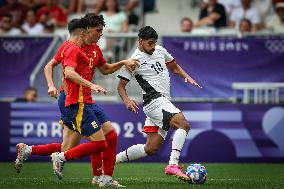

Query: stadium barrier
[0,102,284,162]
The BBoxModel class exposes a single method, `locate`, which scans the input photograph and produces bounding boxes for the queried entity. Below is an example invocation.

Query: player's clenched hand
[185,77,202,88]
[125,99,139,114]
[124,59,139,73]
[48,86,58,99]
[91,84,107,94]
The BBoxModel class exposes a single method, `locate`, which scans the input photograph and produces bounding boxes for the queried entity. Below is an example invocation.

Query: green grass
[0,163,284,189]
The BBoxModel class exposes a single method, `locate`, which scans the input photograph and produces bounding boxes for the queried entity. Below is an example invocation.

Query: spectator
[180,17,193,32]
[43,22,55,33]
[0,0,28,27]
[218,0,241,17]
[100,0,128,60]
[229,0,261,32]
[59,0,77,15]
[120,0,142,26]
[101,0,128,33]
[77,0,105,14]
[19,0,45,11]
[37,0,67,27]
[0,14,21,34]
[195,0,227,28]
[239,18,252,33]
[266,0,284,32]
[21,9,44,35]
[15,87,38,102]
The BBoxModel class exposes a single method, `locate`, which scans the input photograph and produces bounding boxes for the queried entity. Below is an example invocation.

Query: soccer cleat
[14,143,31,173]
[165,165,190,182]
[91,176,102,185]
[98,178,126,187]
[51,152,65,180]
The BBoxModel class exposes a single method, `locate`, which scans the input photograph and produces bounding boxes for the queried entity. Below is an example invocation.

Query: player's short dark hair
[138,26,158,40]
[67,18,87,33]
[83,13,105,28]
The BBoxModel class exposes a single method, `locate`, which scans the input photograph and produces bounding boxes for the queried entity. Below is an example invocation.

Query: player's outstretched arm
[98,59,139,75]
[117,79,139,114]
[167,60,202,88]
[65,66,107,94]
[44,58,60,98]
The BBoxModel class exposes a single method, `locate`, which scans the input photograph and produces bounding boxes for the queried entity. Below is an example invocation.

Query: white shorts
[143,97,181,139]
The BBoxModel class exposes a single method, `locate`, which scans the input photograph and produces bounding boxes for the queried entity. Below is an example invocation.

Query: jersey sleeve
[97,48,107,67]
[63,47,80,68]
[158,45,174,64]
[117,66,133,81]
[117,51,142,81]
[53,42,66,62]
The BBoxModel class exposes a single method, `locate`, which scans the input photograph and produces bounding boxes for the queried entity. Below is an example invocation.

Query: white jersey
[118,45,174,106]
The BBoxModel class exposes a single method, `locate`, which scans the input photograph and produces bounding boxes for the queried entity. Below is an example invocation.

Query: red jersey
[53,41,107,106]
[53,41,69,92]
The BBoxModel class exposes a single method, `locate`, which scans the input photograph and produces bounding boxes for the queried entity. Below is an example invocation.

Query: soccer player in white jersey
[116,26,202,181]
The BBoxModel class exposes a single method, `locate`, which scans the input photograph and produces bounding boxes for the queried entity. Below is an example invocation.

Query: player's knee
[183,121,190,132]
[172,119,190,133]
[144,146,159,156]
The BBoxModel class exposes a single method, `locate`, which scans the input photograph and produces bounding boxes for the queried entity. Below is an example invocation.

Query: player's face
[85,25,104,45]
[140,38,157,55]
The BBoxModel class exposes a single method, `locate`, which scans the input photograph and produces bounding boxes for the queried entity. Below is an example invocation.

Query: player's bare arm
[98,59,139,75]
[167,60,202,88]
[44,58,60,98]
[65,66,107,94]
[117,79,139,114]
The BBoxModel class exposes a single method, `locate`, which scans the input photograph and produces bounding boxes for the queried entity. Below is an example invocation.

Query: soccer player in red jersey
[14,15,138,187]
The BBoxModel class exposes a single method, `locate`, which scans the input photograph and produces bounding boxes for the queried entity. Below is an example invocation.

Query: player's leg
[163,103,190,181]
[168,112,189,166]
[14,121,74,173]
[14,142,62,173]
[51,103,107,180]
[91,103,122,187]
[61,124,81,152]
[116,117,165,163]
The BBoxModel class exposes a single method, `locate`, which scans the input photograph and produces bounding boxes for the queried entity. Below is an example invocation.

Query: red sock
[31,143,61,156]
[102,130,117,176]
[64,140,107,161]
[91,153,103,176]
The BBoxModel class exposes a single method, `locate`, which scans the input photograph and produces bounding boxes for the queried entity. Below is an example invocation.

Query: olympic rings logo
[265,40,284,53]
[2,40,25,53]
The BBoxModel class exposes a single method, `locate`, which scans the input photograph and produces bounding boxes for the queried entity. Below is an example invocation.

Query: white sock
[26,145,32,154]
[169,129,187,165]
[116,144,147,163]
[58,152,66,161]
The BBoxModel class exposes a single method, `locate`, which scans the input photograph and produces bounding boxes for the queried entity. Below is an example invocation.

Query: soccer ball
[185,163,207,184]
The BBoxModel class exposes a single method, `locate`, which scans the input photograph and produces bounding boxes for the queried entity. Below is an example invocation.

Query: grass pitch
[0,162,284,189]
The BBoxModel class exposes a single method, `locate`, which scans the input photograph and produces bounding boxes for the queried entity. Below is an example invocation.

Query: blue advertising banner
[1,102,284,162]
[0,37,53,98]
[163,36,284,99]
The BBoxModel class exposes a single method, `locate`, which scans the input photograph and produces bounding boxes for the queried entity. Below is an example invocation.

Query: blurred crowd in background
[0,0,155,35]
[0,0,283,36]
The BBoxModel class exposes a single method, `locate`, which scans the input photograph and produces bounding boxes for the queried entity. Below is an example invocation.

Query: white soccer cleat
[14,143,31,173]
[51,152,65,180]
[98,176,125,188]
[91,175,102,185]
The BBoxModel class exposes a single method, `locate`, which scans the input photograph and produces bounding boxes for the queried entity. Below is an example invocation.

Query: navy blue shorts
[58,92,110,136]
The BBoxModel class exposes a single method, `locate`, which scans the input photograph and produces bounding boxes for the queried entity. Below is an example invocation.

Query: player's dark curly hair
[83,13,105,28]
[138,26,158,40]
[67,18,87,33]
